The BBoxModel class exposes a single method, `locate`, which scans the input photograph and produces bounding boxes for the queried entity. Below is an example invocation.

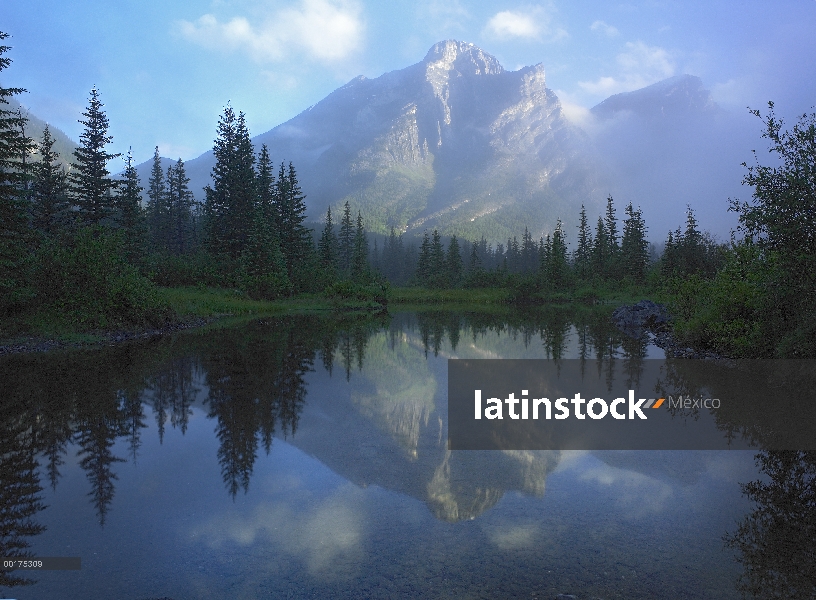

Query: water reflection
[725,450,816,599]
[0,309,812,598]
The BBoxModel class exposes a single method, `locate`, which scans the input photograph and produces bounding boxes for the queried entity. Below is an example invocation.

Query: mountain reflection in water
[0,309,813,599]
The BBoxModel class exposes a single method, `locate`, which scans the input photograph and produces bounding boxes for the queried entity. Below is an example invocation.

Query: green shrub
[33,226,171,329]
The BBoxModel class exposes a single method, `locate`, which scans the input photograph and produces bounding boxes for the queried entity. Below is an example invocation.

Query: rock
[611,299,670,340]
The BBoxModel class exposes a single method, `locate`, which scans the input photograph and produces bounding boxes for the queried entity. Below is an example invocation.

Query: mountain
[588,74,750,239]
[140,42,749,242]
[591,74,718,121]
[169,40,604,243]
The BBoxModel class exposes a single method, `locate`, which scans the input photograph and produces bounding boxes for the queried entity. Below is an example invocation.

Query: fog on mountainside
[7,97,77,171]
[128,41,759,244]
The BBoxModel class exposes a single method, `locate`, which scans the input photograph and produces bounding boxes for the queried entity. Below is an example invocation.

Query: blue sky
[3,0,815,164]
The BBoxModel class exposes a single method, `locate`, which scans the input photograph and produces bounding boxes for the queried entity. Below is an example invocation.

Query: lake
[1,309,810,599]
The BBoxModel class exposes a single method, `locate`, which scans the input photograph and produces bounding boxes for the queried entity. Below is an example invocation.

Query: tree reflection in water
[725,450,816,600]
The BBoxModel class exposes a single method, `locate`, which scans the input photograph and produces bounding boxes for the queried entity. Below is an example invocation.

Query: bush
[33,226,171,329]
[325,280,389,305]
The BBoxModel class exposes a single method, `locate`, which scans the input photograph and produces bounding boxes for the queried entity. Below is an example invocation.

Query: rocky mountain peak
[423,40,504,77]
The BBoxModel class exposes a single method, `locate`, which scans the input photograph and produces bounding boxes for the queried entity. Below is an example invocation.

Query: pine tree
[70,87,120,226]
[574,204,592,279]
[30,125,70,238]
[146,146,168,251]
[620,202,648,282]
[117,148,147,264]
[0,32,34,308]
[338,201,353,275]
[351,211,369,281]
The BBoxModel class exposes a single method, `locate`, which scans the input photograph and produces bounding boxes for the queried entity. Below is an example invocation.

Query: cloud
[579,41,675,96]
[483,5,567,42]
[590,20,619,37]
[177,0,364,64]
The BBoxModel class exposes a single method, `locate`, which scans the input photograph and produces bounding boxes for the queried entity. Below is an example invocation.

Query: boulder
[611,299,670,340]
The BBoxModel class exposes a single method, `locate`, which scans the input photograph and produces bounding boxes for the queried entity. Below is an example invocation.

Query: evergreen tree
[255,144,277,236]
[521,227,536,273]
[604,195,619,277]
[30,125,70,238]
[549,220,569,288]
[446,235,463,286]
[204,106,256,258]
[0,32,34,308]
[351,211,368,281]
[429,229,446,287]
[338,201,353,275]
[318,206,338,274]
[70,87,120,226]
[416,231,431,285]
[166,158,195,255]
[117,148,146,264]
[574,204,592,279]
[277,162,313,284]
[241,205,291,299]
[591,215,608,277]
[620,202,649,282]
[146,146,168,251]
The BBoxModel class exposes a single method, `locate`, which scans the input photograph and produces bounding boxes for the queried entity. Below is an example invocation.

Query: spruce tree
[167,158,196,255]
[620,202,648,282]
[277,162,313,283]
[256,144,277,236]
[416,231,431,285]
[0,32,34,308]
[318,206,338,274]
[146,146,168,252]
[592,215,608,277]
[117,148,147,264]
[574,204,592,279]
[351,211,369,282]
[604,195,619,277]
[429,229,445,287]
[241,205,291,299]
[446,235,463,287]
[30,125,70,238]
[204,106,237,256]
[549,220,569,289]
[338,201,353,275]
[70,87,120,226]
[229,112,257,256]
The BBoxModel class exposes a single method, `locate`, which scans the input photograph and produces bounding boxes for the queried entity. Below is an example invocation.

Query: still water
[0,310,810,599]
